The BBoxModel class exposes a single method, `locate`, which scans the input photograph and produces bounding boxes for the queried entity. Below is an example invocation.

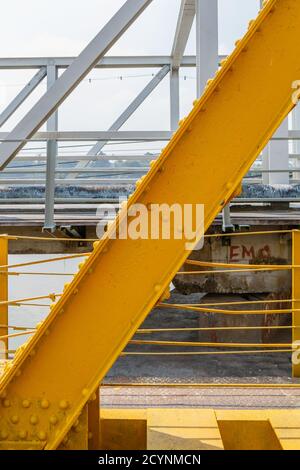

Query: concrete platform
[100,385,300,409]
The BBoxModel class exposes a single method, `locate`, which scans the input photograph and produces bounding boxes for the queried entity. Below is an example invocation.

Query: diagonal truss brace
[0,67,47,128]
[69,65,170,178]
[171,0,196,70]
[88,65,170,157]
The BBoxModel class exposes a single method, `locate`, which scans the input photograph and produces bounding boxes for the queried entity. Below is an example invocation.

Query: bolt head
[10,415,19,424]
[30,415,39,425]
[59,400,69,410]
[41,399,50,409]
[49,415,58,425]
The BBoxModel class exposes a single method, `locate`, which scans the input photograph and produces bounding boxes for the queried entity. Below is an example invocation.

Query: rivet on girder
[205,79,214,89]
[74,425,81,434]
[49,415,58,425]
[38,430,47,441]
[248,19,255,30]
[73,419,79,429]
[81,388,89,397]
[10,415,19,424]
[18,430,27,440]
[73,288,79,295]
[41,399,50,409]
[93,241,100,250]
[0,430,8,440]
[59,400,69,410]
[154,284,162,293]
[3,399,11,408]
[0,390,7,399]
[63,283,70,292]
[29,349,36,357]
[22,400,31,409]
[30,415,39,425]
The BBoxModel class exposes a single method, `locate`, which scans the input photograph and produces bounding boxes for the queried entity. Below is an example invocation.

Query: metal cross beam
[0,56,197,69]
[0,0,153,170]
[0,67,47,128]
[171,0,196,69]
[0,130,172,141]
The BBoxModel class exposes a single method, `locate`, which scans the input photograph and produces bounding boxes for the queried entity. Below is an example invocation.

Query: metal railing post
[0,236,8,359]
[292,230,300,377]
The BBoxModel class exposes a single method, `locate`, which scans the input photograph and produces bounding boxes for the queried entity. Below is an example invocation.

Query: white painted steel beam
[0,56,197,69]
[171,0,195,69]
[44,65,58,231]
[0,130,297,142]
[0,131,172,141]
[196,0,218,97]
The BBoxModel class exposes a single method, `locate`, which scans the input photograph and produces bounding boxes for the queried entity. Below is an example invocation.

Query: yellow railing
[0,229,299,379]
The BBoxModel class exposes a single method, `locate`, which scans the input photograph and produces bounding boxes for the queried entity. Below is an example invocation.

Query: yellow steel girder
[1,0,300,449]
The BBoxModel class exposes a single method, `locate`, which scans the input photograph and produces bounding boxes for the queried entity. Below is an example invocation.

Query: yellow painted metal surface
[100,408,300,451]
[88,391,100,450]
[147,409,224,450]
[100,409,147,450]
[1,0,300,449]
[216,410,300,450]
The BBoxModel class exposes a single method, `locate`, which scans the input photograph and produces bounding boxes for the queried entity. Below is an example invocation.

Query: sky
[0,0,261,148]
